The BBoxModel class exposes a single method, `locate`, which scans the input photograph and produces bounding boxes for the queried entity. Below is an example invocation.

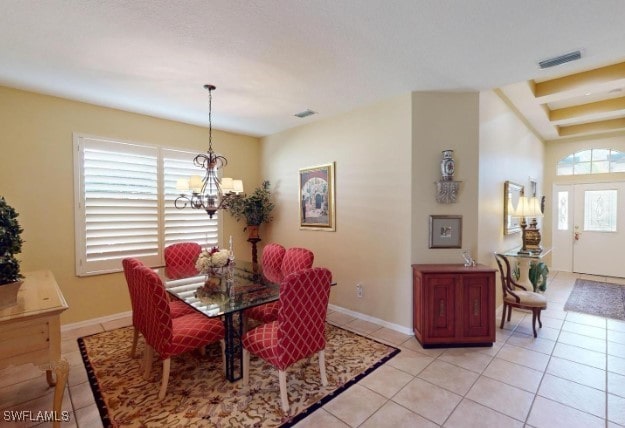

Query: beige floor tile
[608,372,625,398]
[345,318,381,335]
[73,403,104,428]
[609,341,625,357]
[293,408,349,427]
[466,376,534,421]
[527,396,606,428]
[67,364,88,387]
[482,358,543,393]
[562,321,607,340]
[358,364,414,399]
[608,355,625,376]
[360,400,438,428]
[496,344,550,371]
[101,315,132,331]
[369,327,412,346]
[393,378,461,425]
[438,348,493,374]
[557,330,606,353]
[61,338,80,355]
[538,374,605,418]
[444,398,524,428]
[385,349,434,376]
[608,319,625,333]
[61,350,84,369]
[0,364,45,389]
[0,376,53,409]
[61,324,104,341]
[565,312,607,328]
[322,383,386,427]
[608,330,625,345]
[608,393,625,426]
[417,360,479,395]
[546,356,606,390]
[68,380,95,410]
[1,388,72,416]
[326,311,357,326]
[552,343,606,370]
[398,338,445,358]
[505,332,556,355]
[541,307,567,320]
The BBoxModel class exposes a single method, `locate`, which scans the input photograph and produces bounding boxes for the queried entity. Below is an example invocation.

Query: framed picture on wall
[299,162,336,231]
[429,215,462,248]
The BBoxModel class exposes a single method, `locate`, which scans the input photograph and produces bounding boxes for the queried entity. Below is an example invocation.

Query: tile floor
[1,270,625,427]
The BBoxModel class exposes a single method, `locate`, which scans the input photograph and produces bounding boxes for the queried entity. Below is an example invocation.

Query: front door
[572,182,625,277]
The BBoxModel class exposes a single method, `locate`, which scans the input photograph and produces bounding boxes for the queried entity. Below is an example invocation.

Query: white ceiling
[2,0,625,137]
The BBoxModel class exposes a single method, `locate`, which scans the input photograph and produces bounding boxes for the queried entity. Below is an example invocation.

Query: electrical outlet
[356,283,364,298]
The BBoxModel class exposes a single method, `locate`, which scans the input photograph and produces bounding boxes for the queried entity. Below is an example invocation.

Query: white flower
[195,247,231,273]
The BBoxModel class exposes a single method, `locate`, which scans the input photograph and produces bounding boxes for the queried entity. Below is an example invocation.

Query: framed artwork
[299,162,336,231]
[429,215,462,248]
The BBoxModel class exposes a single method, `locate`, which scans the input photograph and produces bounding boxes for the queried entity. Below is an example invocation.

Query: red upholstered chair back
[122,258,146,330]
[276,267,332,369]
[261,243,286,283]
[164,242,201,274]
[281,247,314,277]
[135,265,174,358]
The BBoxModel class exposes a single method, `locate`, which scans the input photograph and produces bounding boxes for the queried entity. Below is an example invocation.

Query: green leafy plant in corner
[226,180,274,227]
[529,261,549,292]
[0,196,24,285]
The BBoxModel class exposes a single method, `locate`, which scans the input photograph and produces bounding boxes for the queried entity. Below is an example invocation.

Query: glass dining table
[154,261,279,382]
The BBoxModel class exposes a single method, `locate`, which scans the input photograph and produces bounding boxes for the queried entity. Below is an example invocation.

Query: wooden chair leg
[319,350,328,386]
[537,309,543,328]
[500,304,508,329]
[130,328,139,358]
[143,344,153,380]
[507,305,512,321]
[531,310,538,338]
[278,370,289,413]
[220,339,226,376]
[158,358,171,400]
[243,348,250,385]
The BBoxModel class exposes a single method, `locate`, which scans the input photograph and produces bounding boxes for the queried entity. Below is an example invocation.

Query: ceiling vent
[538,50,582,69]
[294,109,316,118]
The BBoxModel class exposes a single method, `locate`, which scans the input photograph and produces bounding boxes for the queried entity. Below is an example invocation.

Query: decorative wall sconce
[435,149,461,203]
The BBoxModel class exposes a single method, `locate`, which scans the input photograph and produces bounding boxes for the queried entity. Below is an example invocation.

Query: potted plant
[226,180,274,239]
[0,196,24,307]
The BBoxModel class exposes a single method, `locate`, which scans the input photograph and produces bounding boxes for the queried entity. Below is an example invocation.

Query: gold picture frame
[299,162,336,231]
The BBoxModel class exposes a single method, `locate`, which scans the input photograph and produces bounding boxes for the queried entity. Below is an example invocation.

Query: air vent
[538,50,582,69]
[294,109,316,118]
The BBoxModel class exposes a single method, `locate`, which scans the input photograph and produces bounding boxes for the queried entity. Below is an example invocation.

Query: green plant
[226,180,274,227]
[0,197,24,285]
[529,261,549,292]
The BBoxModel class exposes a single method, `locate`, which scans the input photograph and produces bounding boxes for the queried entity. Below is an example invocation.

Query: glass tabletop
[496,247,552,259]
[154,260,280,318]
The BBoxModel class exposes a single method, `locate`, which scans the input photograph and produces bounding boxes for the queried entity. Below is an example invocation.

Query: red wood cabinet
[412,264,496,348]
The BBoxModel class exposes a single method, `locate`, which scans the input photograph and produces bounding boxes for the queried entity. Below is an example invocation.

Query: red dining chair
[135,265,225,400]
[122,258,195,358]
[245,244,287,324]
[281,247,314,277]
[242,267,332,413]
[164,242,202,278]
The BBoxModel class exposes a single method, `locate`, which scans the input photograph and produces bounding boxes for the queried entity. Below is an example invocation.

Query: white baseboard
[328,304,413,336]
[61,310,132,332]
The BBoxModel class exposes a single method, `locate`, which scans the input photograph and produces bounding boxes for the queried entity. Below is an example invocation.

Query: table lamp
[515,193,543,254]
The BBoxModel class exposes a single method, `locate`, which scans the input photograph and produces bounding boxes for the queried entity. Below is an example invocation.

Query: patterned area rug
[564,279,625,320]
[78,323,400,427]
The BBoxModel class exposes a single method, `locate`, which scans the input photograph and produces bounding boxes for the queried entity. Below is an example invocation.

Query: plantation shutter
[162,148,218,248]
[74,135,220,276]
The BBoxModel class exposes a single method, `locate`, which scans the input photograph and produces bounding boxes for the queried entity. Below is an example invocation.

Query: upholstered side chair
[164,242,202,278]
[245,243,287,324]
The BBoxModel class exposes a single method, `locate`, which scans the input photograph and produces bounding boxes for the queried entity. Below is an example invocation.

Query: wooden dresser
[412,264,496,348]
[0,270,69,427]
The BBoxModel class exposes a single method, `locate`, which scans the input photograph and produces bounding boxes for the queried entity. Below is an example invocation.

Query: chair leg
[243,348,250,385]
[500,304,507,329]
[278,370,289,413]
[537,309,543,328]
[158,358,171,400]
[220,339,226,376]
[319,350,328,386]
[143,344,153,380]
[130,327,139,358]
[507,305,512,321]
[531,310,538,338]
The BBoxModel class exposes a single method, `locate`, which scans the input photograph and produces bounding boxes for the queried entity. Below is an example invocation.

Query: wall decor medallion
[299,162,336,231]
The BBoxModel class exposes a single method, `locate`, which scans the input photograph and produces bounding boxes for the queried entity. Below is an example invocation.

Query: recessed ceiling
[2,1,625,137]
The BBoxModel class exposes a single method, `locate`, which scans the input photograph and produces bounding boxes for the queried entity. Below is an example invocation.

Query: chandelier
[174,84,243,218]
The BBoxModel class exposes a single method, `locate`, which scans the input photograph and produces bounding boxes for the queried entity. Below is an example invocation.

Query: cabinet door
[461,274,491,338]
[425,275,456,339]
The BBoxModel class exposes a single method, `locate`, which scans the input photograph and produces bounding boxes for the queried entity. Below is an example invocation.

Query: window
[557,191,568,231]
[557,149,625,176]
[583,189,617,232]
[74,134,217,276]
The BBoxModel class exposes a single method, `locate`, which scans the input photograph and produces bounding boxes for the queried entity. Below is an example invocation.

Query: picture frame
[299,162,336,231]
[429,215,462,249]
[504,181,523,235]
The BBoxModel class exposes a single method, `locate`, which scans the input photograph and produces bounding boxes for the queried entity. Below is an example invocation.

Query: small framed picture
[299,162,336,231]
[429,215,462,249]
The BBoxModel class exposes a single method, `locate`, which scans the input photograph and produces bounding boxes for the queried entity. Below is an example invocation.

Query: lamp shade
[221,177,234,193]
[233,180,244,194]
[529,196,543,218]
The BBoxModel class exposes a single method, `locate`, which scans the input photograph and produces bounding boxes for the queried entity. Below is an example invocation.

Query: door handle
[574,232,580,241]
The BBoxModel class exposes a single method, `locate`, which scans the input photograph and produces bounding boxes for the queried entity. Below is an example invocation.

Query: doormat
[564,279,625,320]
[78,323,400,427]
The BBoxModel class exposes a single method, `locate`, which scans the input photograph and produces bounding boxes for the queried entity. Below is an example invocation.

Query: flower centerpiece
[196,246,231,292]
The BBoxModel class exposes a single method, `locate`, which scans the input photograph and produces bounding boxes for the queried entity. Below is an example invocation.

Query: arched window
[556,149,625,176]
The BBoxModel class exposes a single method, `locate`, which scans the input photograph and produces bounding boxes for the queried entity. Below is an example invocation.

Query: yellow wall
[0,86,261,324]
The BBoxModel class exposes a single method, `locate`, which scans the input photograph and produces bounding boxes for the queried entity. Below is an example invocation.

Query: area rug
[564,279,625,320]
[78,323,400,427]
